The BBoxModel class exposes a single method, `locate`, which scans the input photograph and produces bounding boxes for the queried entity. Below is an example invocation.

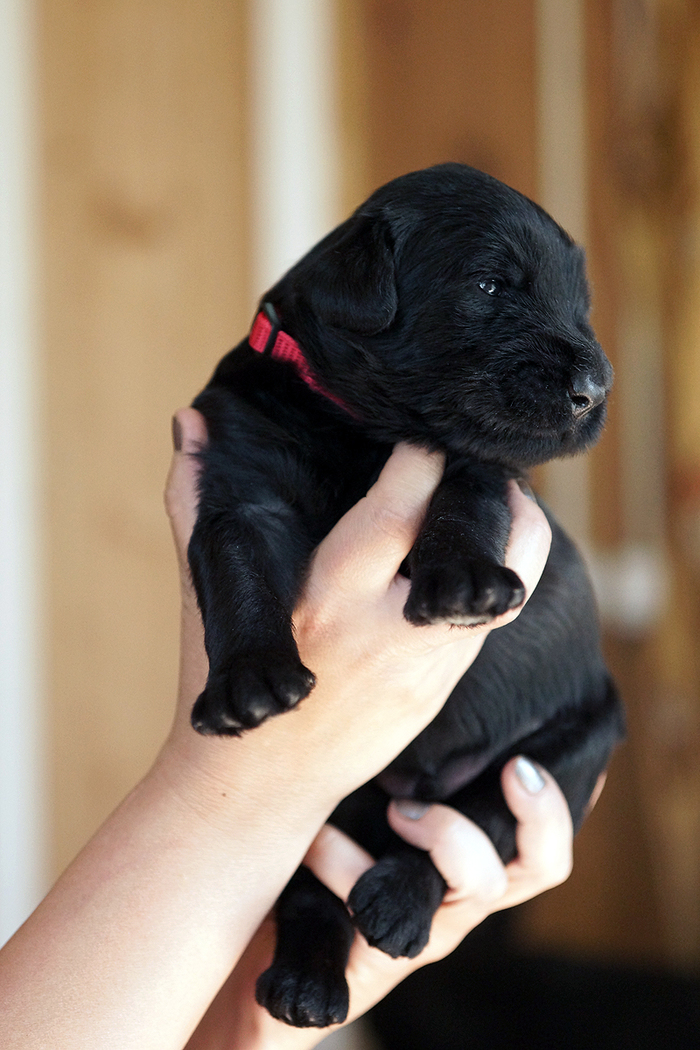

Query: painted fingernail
[517,478,537,502]
[172,415,183,451]
[515,756,546,794]
[392,799,432,820]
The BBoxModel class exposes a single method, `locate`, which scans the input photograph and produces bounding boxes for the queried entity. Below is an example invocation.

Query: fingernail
[172,415,183,451]
[392,798,432,820]
[517,478,537,502]
[514,756,546,794]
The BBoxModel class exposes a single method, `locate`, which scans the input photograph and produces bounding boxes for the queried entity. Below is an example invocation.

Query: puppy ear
[304,212,398,334]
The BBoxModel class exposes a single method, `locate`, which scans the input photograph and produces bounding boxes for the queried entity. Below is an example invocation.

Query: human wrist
[153,718,337,847]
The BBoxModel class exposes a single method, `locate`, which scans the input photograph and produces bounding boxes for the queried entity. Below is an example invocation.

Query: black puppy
[188,163,624,1027]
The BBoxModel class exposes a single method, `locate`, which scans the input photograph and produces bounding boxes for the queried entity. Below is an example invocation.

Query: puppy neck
[249,303,354,416]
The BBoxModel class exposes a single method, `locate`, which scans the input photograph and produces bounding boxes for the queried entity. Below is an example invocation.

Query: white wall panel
[0,0,46,945]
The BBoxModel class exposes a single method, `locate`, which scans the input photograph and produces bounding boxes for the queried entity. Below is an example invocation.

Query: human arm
[0,408,552,1050]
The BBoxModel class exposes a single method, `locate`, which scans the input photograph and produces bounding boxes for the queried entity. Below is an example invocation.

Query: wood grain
[39,0,253,875]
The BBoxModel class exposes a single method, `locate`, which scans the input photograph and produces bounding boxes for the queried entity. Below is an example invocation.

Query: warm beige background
[40,0,253,874]
[37,0,700,971]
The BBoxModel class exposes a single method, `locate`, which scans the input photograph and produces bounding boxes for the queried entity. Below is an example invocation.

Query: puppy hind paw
[255,962,349,1028]
[191,656,315,736]
[404,560,525,626]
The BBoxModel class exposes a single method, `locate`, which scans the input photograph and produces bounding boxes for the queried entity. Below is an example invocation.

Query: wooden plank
[38,0,252,876]
[356,0,538,196]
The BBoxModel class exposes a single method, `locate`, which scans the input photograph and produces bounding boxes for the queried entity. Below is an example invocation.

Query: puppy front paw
[348,853,446,959]
[256,959,349,1028]
[404,558,525,626]
[191,654,315,735]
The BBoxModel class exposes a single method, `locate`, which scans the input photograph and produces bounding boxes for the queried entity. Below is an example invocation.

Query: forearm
[0,567,463,1050]
[0,745,330,1050]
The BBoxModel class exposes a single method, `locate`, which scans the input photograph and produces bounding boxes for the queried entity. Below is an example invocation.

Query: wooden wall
[39,0,253,876]
[349,0,538,197]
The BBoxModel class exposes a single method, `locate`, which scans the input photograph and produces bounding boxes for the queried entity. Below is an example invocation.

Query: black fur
[188,164,624,1027]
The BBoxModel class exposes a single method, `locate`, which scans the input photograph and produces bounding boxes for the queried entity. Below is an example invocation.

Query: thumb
[310,443,445,594]
[164,407,208,571]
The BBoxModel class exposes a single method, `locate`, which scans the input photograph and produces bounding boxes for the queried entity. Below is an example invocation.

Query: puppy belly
[377,750,501,800]
[377,717,545,800]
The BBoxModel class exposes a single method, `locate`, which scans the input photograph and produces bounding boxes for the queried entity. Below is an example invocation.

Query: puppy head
[267,164,613,469]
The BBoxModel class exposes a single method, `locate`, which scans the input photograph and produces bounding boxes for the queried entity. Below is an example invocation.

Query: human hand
[184,756,578,1050]
[162,407,552,815]
[0,412,553,1050]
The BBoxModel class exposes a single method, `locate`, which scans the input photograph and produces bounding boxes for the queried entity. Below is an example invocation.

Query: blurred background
[2,0,700,1046]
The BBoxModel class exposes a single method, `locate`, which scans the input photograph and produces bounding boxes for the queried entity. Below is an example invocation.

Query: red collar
[249,304,352,415]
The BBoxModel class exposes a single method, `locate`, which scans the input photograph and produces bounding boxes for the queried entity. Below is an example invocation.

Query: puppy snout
[568,374,608,419]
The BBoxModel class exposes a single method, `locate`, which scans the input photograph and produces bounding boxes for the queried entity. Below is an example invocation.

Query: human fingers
[495,756,574,909]
[314,759,576,947]
[499,481,552,624]
[307,443,445,598]
[387,758,575,954]
[299,462,550,670]
[304,824,376,901]
[164,408,210,719]
[586,772,607,816]
[387,800,507,909]
[164,407,208,572]
[294,813,518,1033]
[318,802,510,989]
[280,764,575,1037]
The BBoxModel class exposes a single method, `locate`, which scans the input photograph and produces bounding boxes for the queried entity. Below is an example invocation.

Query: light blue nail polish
[393,798,432,820]
[517,477,537,502]
[515,756,546,794]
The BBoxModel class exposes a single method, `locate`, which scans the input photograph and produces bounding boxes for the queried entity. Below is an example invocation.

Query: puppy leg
[256,866,355,1028]
[348,846,447,959]
[405,459,524,627]
[188,499,316,735]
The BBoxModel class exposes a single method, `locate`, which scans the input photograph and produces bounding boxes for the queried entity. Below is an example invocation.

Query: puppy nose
[568,375,607,419]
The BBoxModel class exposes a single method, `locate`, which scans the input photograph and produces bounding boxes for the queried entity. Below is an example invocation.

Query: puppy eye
[478,278,501,296]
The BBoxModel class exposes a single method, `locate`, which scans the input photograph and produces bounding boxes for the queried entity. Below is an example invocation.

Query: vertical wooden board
[357,0,538,197]
[39,0,252,876]
[336,0,373,211]
[581,0,624,548]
